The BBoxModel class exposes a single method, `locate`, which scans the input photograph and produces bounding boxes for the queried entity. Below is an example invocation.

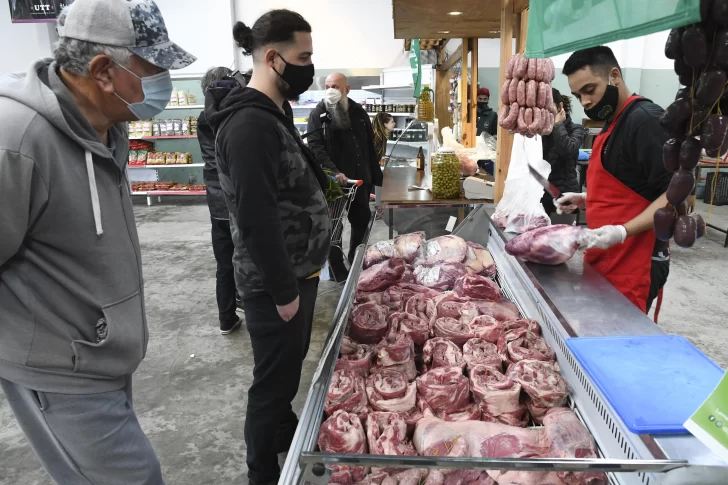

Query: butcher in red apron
[555,46,672,314]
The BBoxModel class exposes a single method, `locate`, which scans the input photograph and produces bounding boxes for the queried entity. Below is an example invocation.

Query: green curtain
[526,0,701,58]
[409,39,422,98]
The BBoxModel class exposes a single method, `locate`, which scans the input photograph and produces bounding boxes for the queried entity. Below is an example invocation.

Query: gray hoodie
[0,59,146,394]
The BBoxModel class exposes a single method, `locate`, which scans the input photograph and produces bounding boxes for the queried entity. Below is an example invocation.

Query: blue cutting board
[566,335,725,434]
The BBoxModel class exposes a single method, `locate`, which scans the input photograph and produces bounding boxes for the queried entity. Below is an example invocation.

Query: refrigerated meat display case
[280,206,728,485]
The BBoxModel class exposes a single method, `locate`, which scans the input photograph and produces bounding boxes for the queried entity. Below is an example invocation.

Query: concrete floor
[1,199,728,484]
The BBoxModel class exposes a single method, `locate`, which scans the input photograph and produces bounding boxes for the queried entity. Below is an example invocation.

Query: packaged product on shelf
[152,121,161,137]
[165,119,174,135]
[186,93,197,105]
[129,150,137,165]
[142,121,152,137]
[165,152,177,165]
[160,121,168,136]
[177,90,187,106]
[137,150,148,165]
[190,118,198,135]
[168,92,178,107]
[181,117,190,135]
[173,119,182,136]
[176,152,188,164]
[155,152,165,164]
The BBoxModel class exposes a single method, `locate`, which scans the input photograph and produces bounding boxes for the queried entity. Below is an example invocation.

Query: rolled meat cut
[437,402,481,422]
[416,366,470,415]
[336,343,374,377]
[453,275,502,301]
[468,315,502,344]
[349,302,389,344]
[318,410,369,484]
[505,225,584,265]
[436,295,469,319]
[414,262,469,291]
[364,240,398,268]
[463,242,496,277]
[462,338,502,372]
[356,291,383,306]
[382,286,418,313]
[376,333,415,367]
[388,311,430,347]
[469,365,527,427]
[433,317,475,347]
[507,359,569,423]
[341,336,359,355]
[470,299,521,322]
[366,369,417,413]
[359,258,406,292]
[366,412,417,474]
[404,294,437,329]
[498,328,555,365]
[393,232,426,263]
[419,235,468,264]
[325,369,369,417]
[422,337,465,370]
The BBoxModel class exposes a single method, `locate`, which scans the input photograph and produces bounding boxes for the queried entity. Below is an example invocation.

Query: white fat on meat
[366,369,417,412]
[420,236,468,264]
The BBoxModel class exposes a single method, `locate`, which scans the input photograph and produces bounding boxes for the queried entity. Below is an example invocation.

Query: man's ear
[89,55,116,94]
[346,85,351,96]
[264,48,278,68]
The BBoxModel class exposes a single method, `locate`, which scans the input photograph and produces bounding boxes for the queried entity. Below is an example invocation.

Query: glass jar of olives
[431,148,461,199]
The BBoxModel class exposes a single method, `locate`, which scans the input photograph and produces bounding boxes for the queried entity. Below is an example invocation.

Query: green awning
[526,0,701,58]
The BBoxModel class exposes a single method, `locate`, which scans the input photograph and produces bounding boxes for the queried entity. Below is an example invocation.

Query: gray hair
[201,67,233,93]
[53,10,131,76]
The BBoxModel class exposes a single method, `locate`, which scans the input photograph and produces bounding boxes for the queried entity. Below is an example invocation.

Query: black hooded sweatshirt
[205,83,331,306]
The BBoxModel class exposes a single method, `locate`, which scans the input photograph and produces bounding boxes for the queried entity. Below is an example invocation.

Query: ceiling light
[438,30,451,34]
[447,11,463,16]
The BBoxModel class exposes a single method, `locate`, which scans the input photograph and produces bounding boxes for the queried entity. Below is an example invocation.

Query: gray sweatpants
[0,377,164,485]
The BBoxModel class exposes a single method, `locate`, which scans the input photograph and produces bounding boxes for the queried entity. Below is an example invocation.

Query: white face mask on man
[324,87,342,105]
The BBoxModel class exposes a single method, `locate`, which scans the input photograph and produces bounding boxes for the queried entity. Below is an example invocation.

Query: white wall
[0,3,56,73]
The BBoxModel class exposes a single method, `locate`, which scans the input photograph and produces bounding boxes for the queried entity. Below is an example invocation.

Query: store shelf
[132,190,205,196]
[129,135,197,140]
[290,104,319,109]
[387,140,427,147]
[128,163,204,169]
[362,84,413,91]
[368,112,415,117]
[164,105,204,110]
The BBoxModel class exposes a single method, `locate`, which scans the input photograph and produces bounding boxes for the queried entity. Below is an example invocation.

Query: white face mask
[324,88,342,105]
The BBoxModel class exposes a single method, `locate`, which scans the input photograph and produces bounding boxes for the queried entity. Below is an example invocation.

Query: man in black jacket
[205,10,331,485]
[307,72,383,270]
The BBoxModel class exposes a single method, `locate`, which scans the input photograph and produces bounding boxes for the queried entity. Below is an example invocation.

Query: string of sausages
[498,54,557,137]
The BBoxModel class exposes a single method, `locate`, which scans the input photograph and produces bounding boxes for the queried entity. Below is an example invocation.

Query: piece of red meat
[462,338,502,372]
[359,258,406,292]
[336,343,375,377]
[423,470,446,485]
[364,240,398,268]
[350,302,389,344]
[381,286,414,313]
[436,294,468,319]
[458,301,480,326]
[399,282,442,298]
[366,369,417,413]
[331,465,369,485]
[505,224,584,265]
[497,328,555,366]
[469,365,527,427]
[443,470,495,485]
[376,333,415,367]
[356,291,383,306]
[388,312,430,347]
[318,410,369,484]
[422,337,465,371]
[469,299,521,322]
[414,262,469,291]
[468,316,502,343]
[453,275,502,302]
[543,407,607,485]
[433,317,475,347]
[401,265,415,283]
[416,366,470,414]
[420,235,468,264]
[394,232,426,263]
[341,336,360,355]
[385,468,431,485]
[353,472,390,485]
[507,360,569,423]
[404,294,437,329]
[437,402,481,422]
[502,318,542,336]
[366,412,417,474]
[325,369,369,417]
[464,242,496,278]
[371,360,417,381]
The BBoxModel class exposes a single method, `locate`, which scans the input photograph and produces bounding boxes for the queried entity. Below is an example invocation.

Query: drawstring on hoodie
[85,150,104,236]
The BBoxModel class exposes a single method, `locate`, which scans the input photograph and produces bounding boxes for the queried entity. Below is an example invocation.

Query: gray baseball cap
[57,0,196,70]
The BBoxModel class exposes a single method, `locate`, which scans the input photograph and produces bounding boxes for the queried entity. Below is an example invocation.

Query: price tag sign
[445,216,457,233]
[685,372,728,461]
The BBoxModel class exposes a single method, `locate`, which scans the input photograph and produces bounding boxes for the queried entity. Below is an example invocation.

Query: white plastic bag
[492,134,551,233]
[441,127,484,176]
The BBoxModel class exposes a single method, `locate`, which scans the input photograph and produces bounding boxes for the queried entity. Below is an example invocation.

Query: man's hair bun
[233,21,253,55]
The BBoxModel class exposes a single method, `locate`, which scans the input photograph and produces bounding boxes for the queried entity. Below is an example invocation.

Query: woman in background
[372,112,396,167]
[542,88,586,218]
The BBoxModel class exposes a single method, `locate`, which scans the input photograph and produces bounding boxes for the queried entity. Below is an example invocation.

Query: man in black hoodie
[205,10,331,485]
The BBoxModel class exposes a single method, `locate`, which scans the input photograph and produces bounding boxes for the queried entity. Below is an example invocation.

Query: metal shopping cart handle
[327,175,363,187]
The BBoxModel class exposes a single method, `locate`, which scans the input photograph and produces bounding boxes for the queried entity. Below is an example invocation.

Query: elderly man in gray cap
[0,0,195,483]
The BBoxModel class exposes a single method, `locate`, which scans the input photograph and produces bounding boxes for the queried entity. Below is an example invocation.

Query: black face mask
[585,83,619,121]
[477,102,489,111]
[274,53,315,99]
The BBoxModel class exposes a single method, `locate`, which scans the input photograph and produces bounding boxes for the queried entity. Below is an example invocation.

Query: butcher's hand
[555,192,586,214]
[277,296,300,322]
[335,173,349,185]
[581,225,627,250]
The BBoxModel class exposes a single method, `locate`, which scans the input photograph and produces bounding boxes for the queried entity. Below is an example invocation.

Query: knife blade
[528,163,562,199]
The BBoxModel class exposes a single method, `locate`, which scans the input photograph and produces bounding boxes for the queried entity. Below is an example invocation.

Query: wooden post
[435,45,452,136]
[460,38,470,148]
[468,39,479,148]
[495,0,516,202]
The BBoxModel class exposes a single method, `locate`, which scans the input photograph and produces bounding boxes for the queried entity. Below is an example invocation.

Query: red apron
[585,95,654,313]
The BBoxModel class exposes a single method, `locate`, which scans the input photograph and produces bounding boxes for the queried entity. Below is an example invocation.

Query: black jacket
[205,85,331,306]
[198,111,228,220]
[476,105,498,137]
[306,99,383,187]
[542,117,585,194]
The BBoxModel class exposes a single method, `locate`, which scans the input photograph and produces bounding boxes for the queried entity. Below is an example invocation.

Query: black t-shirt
[599,97,671,258]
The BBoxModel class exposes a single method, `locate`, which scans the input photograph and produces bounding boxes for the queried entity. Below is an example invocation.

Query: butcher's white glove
[581,225,627,250]
[555,192,587,214]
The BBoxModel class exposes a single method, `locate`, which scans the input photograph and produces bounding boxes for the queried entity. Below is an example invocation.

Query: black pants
[646,259,670,313]
[346,183,373,262]
[243,277,319,485]
[210,217,237,325]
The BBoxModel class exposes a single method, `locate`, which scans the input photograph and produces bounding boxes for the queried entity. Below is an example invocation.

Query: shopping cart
[328,179,363,255]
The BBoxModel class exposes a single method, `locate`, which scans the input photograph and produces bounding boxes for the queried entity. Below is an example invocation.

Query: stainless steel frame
[280,206,727,485]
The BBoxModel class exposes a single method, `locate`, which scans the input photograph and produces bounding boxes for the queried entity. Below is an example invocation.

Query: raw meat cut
[505,225,584,265]
[497,328,555,365]
[365,240,398,268]
[416,366,470,414]
[341,336,360,355]
[420,235,468,264]
[414,262,469,291]
[318,410,369,485]
[399,282,443,299]
[366,369,417,413]
[354,472,389,485]
[469,365,527,427]
[388,312,430,347]
[371,360,418,381]
[470,299,521,322]
[366,412,417,473]
[356,292,383,306]
[381,286,416,312]
[437,402,481,422]
[453,275,502,302]
[463,242,496,277]
[393,232,426,263]
[457,301,480,326]
[419,432,470,458]
[331,465,369,485]
[359,258,407,292]
[423,470,446,485]
[462,338,502,372]
[376,333,415,367]
[433,317,475,347]
[436,295,469,319]
[503,318,542,336]
[401,265,415,283]
[468,316,502,344]
[443,470,495,485]
[422,338,465,370]
[507,360,569,423]
[325,369,369,417]
[350,302,389,344]
[387,468,429,485]
[542,407,607,485]
[336,343,375,377]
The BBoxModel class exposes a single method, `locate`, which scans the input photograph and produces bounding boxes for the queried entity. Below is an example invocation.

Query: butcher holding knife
[554,46,672,314]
